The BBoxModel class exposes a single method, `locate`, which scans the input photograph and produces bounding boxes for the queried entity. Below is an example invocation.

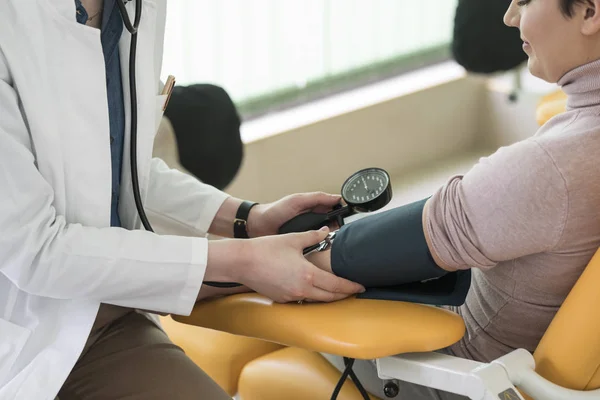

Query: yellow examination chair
[172,244,600,400]
[163,90,594,400]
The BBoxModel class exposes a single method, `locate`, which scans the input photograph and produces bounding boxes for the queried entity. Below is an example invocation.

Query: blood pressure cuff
[331,198,471,307]
[452,0,527,74]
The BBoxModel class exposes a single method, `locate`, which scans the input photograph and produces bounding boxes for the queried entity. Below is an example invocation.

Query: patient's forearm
[305,249,333,273]
[196,284,252,302]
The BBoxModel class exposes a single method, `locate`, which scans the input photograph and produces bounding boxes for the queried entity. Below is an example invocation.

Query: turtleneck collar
[558,58,600,111]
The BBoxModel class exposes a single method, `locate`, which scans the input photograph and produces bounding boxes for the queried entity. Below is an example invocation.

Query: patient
[308,0,600,398]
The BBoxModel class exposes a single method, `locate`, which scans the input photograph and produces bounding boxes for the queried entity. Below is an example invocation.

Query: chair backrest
[535,90,567,126]
[531,88,600,391]
[533,248,600,390]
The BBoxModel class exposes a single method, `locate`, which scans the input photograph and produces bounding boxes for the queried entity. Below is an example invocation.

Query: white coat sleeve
[144,158,230,237]
[0,55,204,316]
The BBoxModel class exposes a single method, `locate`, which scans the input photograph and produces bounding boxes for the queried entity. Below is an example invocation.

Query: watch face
[341,168,390,206]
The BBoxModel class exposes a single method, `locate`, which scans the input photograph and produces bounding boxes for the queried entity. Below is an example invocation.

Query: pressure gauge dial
[341,168,392,212]
[278,167,393,234]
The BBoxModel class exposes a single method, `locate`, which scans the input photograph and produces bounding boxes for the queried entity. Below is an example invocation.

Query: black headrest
[452,0,527,74]
[164,84,243,190]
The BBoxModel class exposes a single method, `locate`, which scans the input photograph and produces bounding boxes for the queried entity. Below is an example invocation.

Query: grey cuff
[331,198,447,288]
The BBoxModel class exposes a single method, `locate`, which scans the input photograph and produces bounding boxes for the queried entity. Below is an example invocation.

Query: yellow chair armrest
[173,294,465,360]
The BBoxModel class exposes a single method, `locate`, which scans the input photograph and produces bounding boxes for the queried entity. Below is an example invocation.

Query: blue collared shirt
[75,0,125,227]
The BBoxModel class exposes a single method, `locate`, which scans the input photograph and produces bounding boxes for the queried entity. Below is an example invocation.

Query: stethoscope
[116,0,232,288]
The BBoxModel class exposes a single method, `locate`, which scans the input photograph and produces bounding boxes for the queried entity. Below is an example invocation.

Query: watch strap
[234,201,259,239]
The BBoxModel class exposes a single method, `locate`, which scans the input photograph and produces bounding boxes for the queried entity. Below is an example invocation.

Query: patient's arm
[310,140,570,288]
[306,249,333,273]
[307,200,452,276]
[306,198,455,288]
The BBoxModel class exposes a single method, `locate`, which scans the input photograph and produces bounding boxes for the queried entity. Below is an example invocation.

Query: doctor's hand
[247,192,342,238]
[209,227,364,303]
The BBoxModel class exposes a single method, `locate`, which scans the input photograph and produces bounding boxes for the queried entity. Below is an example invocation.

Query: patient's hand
[306,249,333,274]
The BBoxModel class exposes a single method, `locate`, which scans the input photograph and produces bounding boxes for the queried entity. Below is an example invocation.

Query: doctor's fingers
[310,266,365,296]
[289,227,330,248]
[303,287,353,303]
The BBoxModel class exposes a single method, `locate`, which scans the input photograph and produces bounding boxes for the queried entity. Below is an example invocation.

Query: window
[162,0,458,117]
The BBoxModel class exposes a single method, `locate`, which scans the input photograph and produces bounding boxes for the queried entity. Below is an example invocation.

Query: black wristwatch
[234,201,259,239]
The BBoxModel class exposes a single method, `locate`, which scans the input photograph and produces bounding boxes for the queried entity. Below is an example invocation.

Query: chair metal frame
[373,349,599,400]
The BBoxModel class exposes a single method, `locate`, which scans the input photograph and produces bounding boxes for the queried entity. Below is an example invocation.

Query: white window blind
[162,0,458,114]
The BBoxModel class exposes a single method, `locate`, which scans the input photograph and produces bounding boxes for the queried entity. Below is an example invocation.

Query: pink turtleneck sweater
[426,60,600,362]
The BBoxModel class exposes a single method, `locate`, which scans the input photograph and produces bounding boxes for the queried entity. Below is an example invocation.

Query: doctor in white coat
[0,0,365,398]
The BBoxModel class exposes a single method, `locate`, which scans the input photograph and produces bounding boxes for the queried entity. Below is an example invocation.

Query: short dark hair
[560,0,594,17]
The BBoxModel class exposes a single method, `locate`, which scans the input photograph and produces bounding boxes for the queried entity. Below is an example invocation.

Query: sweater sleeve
[425,139,569,271]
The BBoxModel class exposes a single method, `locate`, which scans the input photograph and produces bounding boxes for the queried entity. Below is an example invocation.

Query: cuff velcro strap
[357,270,471,307]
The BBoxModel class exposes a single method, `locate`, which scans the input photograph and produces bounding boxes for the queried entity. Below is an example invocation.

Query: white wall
[224,70,550,204]
[226,76,491,203]
[479,77,549,149]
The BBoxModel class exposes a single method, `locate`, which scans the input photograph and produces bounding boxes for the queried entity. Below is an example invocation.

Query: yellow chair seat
[238,347,381,400]
[160,316,283,395]
[173,293,465,360]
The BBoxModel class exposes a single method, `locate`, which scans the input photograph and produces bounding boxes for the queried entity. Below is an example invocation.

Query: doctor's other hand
[247,192,342,237]
[208,227,364,303]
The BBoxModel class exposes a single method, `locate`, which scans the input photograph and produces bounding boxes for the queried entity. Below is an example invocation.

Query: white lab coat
[0,1,229,398]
